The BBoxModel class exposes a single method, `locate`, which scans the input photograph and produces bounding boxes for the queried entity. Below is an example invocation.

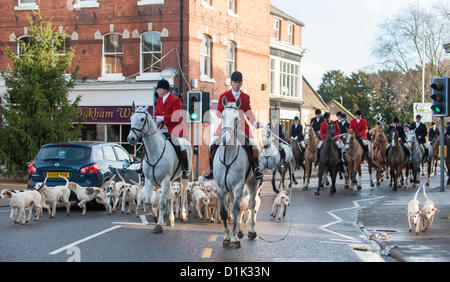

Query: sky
[270,0,437,89]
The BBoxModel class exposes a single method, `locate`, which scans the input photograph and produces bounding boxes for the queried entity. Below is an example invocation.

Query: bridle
[129,109,158,141]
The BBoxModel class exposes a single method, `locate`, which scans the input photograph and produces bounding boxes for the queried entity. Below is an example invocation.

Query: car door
[113,145,133,169]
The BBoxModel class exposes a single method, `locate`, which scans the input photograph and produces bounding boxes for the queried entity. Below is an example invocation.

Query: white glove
[155,116,164,123]
[253,121,261,129]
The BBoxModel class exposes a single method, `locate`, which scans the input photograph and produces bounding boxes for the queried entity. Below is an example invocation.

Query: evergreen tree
[0,12,81,179]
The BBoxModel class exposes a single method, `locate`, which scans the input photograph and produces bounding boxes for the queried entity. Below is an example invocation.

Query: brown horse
[372,127,389,187]
[343,129,375,191]
[285,136,305,186]
[431,137,440,176]
[303,125,320,190]
[387,128,407,191]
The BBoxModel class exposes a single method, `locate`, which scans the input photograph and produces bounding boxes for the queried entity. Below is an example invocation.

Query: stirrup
[182,170,190,179]
[254,167,263,180]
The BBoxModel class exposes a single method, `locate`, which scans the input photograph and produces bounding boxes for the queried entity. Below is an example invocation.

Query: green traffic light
[191,112,198,120]
[431,105,442,113]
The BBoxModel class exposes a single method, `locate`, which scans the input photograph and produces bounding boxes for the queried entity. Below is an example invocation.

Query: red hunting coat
[349,118,368,140]
[320,120,341,141]
[214,90,257,138]
[154,92,187,137]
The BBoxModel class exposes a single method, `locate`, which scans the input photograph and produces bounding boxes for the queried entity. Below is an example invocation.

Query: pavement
[2,169,450,262]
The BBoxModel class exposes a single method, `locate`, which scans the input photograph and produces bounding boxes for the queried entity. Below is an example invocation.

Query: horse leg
[247,180,258,240]
[329,168,337,195]
[426,160,431,186]
[315,165,324,197]
[230,184,244,248]
[357,164,362,191]
[180,178,189,222]
[272,170,279,194]
[218,191,231,247]
[154,178,170,233]
[368,161,375,187]
[391,167,397,191]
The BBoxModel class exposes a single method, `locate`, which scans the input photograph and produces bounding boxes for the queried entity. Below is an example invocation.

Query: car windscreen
[36,146,91,162]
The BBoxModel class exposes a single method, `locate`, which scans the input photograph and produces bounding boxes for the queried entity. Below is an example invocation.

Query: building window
[14,0,38,10]
[273,19,280,40]
[270,59,275,95]
[288,24,294,44]
[141,32,162,74]
[57,36,71,56]
[200,35,212,80]
[228,0,237,16]
[201,0,213,9]
[225,41,236,83]
[279,60,299,98]
[101,33,124,80]
[137,0,164,5]
[17,35,32,55]
[74,0,100,9]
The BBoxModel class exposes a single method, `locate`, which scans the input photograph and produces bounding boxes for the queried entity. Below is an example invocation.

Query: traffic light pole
[440,116,445,192]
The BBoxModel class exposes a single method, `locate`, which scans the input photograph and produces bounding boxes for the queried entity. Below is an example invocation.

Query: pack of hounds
[0,170,291,225]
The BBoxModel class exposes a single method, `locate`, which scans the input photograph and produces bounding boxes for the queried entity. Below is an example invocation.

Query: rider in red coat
[204,71,263,181]
[315,112,344,165]
[349,110,370,159]
[154,79,189,179]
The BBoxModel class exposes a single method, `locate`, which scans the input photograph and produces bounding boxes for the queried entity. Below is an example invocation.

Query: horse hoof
[426,182,430,187]
[314,191,320,197]
[392,186,397,192]
[248,231,257,240]
[228,241,241,249]
[357,185,362,191]
[237,231,243,239]
[153,224,164,234]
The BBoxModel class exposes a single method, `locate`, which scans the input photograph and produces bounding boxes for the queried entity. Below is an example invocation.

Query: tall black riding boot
[204,144,218,180]
[314,148,321,165]
[252,148,263,181]
[180,150,190,179]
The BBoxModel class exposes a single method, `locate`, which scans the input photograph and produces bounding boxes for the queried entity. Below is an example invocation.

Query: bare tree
[372,1,450,102]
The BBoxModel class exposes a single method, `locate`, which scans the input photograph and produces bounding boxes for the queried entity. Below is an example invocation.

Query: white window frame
[14,0,38,11]
[74,0,100,9]
[278,58,300,98]
[137,0,164,5]
[16,35,32,55]
[287,23,294,44]
[227,0,238,17]
[136,31,163,81]
[200,34,214,83]
[225,41,236,85]
[201,0,214,10]
[273,18,281,40]
[99,33,125,81]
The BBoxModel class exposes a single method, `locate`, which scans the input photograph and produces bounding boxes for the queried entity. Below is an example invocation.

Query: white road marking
[320,196,385,241]
[49,226,121,255]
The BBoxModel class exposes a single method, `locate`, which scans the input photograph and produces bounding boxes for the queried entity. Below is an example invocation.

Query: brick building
[0,0,303,177]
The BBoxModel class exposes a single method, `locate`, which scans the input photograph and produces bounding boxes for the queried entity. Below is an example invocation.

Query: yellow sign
[439,146,447,158]
[46,172,70,178]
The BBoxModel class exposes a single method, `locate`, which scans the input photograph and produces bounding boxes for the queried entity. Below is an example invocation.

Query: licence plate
[46,172,70,178]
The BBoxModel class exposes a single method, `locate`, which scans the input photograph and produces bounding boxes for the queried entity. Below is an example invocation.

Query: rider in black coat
[290,116,305,150]
[409,115,428,145]
[428,122,440,143]
[386,117,410,161]
[310,109,324,139]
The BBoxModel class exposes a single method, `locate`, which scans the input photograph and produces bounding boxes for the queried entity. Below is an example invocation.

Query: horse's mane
[373,127,388,145]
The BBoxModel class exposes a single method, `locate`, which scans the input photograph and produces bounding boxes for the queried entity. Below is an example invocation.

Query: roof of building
[302,76,328,110]
[327,99,356,120]
[270,5,305,27]
[444,42,450,53]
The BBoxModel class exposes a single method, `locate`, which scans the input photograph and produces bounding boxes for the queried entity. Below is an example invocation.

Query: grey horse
[127,102,192,233]
[214,96,258,249]
[406,130,432,187]
[259,125,295,193]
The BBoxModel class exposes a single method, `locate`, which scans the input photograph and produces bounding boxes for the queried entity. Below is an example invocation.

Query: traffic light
[187,91,210,123]
[430,76,449,117]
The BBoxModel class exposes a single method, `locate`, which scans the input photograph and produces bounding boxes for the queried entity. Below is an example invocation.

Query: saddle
[162,132,183,163]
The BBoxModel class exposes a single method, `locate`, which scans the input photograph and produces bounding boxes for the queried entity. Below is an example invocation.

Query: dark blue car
[27,142,141,201]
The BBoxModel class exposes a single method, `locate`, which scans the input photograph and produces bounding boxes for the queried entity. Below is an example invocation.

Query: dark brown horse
[387,128,407,191]
[285,136,305,186]
[315,123,339,197]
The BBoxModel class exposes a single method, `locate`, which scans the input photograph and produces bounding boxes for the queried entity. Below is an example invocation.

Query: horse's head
[406,129,417,145]
[345,128,356,145]
[221,96,242,146]
[262,124,272,147]
[127,101,154,145]
[389,127,399,147]
[326,122,336,141]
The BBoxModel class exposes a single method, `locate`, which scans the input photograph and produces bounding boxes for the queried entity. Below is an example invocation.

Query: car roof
[42,142,120,148]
